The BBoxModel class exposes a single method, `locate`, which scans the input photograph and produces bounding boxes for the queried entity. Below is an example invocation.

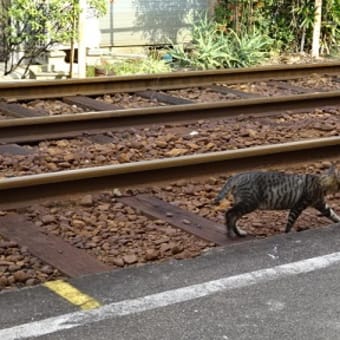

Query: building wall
[99,0,216,47]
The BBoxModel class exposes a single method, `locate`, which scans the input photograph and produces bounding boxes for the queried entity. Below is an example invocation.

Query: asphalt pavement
[1,223,340,340]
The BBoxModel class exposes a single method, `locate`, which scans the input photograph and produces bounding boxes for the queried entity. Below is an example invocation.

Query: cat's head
[320,164,340,193]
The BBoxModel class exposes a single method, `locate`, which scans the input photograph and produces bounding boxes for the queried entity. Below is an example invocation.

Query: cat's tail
[213,175,238,204]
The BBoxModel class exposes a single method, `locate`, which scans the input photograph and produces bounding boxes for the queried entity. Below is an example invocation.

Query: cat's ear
[334,166,340,180]
[327,163,340,182]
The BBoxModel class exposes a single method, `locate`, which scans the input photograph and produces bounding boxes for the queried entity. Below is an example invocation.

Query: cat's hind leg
[225,202,256,238]
[285,204,307,233]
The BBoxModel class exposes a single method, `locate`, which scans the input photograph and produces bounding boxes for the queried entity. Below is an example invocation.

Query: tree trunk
[78,0,87,78]
[300,27,306,53]
[311,0,322,58]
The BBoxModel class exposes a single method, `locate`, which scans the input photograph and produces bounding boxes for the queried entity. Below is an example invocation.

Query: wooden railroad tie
[0,214,110,278]
[0,144,34,156]
[0,197,252,280]
[118,195,253,246]
[136,90,194,105]
[0,102,47,118]
[62,96,122,111]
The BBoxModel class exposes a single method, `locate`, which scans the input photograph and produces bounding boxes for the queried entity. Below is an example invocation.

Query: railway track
[0,90,339,144]
[0,63,340,291]
[0,63,339,144]
[1,62,339,100]
[0,136,339,290]
[0,136,339,206]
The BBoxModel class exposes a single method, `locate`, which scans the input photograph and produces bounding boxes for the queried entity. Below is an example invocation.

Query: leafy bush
[226,30,273,67]
[320,0,340,55]
[168,14,272,70]
[0,0,107,77]
[214,0,339,55]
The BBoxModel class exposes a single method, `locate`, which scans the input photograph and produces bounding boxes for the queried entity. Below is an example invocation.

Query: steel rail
[1,90,339,144]
[0,62,339,100]
[0,136,339,207]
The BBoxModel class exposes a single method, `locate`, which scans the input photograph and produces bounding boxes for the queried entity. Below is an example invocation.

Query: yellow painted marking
[43,280,101,310]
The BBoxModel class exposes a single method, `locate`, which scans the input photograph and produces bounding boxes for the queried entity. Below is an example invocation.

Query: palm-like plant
[169,13,272,70]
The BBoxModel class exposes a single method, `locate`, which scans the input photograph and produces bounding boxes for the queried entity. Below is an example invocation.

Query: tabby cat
[214,166,340,238]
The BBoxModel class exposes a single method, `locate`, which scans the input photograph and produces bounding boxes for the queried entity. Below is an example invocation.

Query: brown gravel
[165,87,240,102]
[0,234,64,291]
[21,191,214,267]
[152,161,340,237]
[0,107,339,177]
[289,75,340,91]
[22,99,90,115]
[1,93,166,120]
[228,81,296,96]
[0,76,337,120]
[229,76,340,96]
[152,77,339,101]
[95,93,169,108]
[0,74,339,291]
[1,160,340,291]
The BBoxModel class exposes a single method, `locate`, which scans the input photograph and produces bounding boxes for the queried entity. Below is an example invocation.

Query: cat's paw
[235,227,247,237]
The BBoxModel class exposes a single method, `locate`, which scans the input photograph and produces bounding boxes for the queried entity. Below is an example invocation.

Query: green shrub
[168,14,272,70]
[320,0,340,55]
[213,0,339,55]
[225,30,273,68]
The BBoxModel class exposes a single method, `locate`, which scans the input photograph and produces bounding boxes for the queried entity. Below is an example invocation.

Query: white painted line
[2,251,340,340]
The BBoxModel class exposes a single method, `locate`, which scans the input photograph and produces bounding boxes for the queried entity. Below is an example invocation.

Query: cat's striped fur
[214,167,340,238]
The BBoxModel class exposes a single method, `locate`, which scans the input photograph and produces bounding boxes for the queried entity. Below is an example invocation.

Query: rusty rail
[0,136,339,208]
[0,62,339,100]
[1,90,339,144]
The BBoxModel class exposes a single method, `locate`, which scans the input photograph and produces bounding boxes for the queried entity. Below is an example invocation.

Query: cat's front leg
[315,202,340,223]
